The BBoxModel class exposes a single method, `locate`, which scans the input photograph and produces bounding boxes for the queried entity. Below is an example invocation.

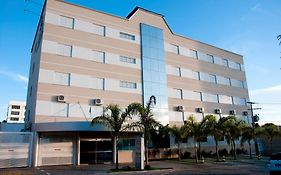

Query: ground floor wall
[33,131,140,167]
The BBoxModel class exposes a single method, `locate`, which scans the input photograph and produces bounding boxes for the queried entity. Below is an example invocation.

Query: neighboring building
[6,101,26,123]
[26,0,250,166]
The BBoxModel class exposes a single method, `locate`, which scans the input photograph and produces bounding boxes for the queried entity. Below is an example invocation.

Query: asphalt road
[1,156,270,175]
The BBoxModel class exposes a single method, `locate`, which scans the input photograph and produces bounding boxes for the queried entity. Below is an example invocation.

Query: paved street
[1,156,270,175]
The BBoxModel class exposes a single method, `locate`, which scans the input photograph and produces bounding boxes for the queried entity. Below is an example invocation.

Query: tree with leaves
[182,115,210,163]
[129,96,161,166]
[205,115,233,161]
[222,116,246,160]
[262,123,280,154]
[91,104,134,169]
[169,125,187,160]
[240,124,262,159]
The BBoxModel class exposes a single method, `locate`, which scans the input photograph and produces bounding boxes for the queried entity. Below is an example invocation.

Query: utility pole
[247,101,261,156]
[247,102,261,126]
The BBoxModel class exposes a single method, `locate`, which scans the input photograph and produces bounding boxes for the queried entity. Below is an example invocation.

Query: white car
[268,152,281,175]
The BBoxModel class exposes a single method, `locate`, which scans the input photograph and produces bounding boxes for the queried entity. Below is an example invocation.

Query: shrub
[182,151,191,159]
[201,151,213,158]
[218,149,228,157]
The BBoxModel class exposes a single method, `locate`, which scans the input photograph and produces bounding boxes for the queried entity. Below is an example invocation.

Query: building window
[230,79,244,88]
[228,60,241,70]
[222,59,228,67]
[93,77,105,90]
[120,56,136,64]
[11,111,20,115]
[120,32,135,41]
[58,44,72,57]
[93,23,105,36]
[59,16,74,29]
[92,50,105,63]
[209,74,217,84]
[117,139,135,150]
[30,86,32,97]
[190,49,198,59]
[54,72,71,86]
[11,105,20,109]
[192,71,200,80]
[218,95,233,104]
[32,63,35,74]
[10,117,19,121]
[171,44,180,54]
[233,97,247,106]
[185,91,202,101]
[120,81,137,89]
[202,93,219,103]
[173,88,183,99]
[217,76,231,86]
[206,54,214,63]
[198,53,214,63]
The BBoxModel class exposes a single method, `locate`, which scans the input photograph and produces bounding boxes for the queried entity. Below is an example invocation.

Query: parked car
[268,152,281,175]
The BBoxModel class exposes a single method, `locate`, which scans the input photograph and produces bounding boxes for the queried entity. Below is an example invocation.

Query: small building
[6,101,26,123]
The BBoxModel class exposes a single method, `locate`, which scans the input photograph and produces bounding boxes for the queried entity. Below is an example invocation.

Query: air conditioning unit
[57,95,66,103]
[178,106,185,112]
[243,111,248,116]
[94,98,103,106]
[215,108,222,114]
[197,107,204,113]
[229,110,236,115]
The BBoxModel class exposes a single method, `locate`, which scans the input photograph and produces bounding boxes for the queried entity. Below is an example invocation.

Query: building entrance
[80,138,112,164]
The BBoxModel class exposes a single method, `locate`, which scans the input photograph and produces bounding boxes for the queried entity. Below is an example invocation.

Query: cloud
[0,69,28,84]
[249,84,281,126]
[250,3,261,12]
[17,74,28,83]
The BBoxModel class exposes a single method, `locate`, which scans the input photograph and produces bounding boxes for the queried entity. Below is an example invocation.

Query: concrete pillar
[32,132,39,167]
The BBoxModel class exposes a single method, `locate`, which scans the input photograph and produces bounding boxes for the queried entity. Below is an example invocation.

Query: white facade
[6,101,26,123]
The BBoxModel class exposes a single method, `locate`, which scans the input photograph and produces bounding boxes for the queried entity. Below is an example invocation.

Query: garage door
[0,132,33,168]
[38,135,74,166]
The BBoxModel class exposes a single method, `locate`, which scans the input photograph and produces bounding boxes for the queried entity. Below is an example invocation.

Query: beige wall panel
[118,151,134,163]
[36,83,142,104]
[164,35,243,63]
[46,0,140,34]
[46,0,243,64]
[168,98,248,114]
[167,76,249,98]
[165,53,246,80]
[35,115,88,123]
[40,54,141,82]
[43,24,140,56]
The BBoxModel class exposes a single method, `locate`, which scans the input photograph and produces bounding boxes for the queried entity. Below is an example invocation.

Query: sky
[0,0,280,125]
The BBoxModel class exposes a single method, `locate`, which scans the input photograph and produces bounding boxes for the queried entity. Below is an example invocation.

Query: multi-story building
[6,101,26,123]
[26,0,250,166]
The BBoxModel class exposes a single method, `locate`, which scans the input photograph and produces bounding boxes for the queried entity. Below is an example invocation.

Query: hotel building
[26,0,250,166]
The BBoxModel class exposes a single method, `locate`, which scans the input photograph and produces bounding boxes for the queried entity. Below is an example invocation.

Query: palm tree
[222,116,246,160]
[182,115,210,163]
[262,123,280,154]
[129,96,161,166]
[91,104,134,169]
[240,124,262,159]
[205,115,232,161]
[169,125,187,160]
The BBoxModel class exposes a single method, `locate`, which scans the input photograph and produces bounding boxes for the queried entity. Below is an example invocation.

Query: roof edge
[126,7,164,19]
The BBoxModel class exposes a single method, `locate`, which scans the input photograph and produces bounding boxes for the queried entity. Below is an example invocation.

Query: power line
[24,9,40,16]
